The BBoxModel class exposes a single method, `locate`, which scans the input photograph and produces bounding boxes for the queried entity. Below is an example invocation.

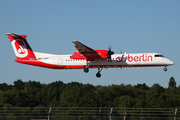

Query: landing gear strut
[96,68,103,78]
[83,61,91,73]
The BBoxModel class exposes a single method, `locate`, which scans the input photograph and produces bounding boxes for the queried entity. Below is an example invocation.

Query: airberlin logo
[11,39,28,58]
[116,54,153,62]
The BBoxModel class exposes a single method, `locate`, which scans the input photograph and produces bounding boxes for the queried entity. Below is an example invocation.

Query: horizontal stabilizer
[5,33,27,39]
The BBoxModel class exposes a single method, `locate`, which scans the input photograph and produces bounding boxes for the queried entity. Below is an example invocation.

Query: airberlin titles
[116,54,153,62]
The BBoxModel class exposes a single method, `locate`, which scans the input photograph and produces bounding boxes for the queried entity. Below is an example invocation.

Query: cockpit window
[155,54,164,57]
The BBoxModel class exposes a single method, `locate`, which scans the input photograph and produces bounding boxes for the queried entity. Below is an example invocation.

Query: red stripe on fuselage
[15,59,65,69]
[15,59,165,69]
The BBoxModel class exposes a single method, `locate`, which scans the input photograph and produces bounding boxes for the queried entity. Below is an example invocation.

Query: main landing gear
[84,68,89,73]
[83,67,103,78]
[83,60,103,78]
[84,61,91,73]
[96,68,103,78]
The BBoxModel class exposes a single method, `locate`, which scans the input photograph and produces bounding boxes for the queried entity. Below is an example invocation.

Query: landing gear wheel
[163,67,167,71]
[96,68,103,78]
[96,72,101,78]
[84,68,89,73]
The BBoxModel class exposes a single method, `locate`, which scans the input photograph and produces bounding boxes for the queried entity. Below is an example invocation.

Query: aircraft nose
[165,59,174,66]
[171,61,175,65]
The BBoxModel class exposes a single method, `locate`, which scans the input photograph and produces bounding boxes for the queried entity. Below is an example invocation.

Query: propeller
[107,46,114,62]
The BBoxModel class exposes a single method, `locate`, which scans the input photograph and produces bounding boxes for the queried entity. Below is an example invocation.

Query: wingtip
[5,33,12,36]
[72,40,77,43]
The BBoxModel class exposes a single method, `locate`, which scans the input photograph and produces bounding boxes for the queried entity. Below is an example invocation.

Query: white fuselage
[33,52,174,69]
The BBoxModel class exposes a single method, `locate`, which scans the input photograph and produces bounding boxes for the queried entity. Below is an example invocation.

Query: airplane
[6,33,174,78]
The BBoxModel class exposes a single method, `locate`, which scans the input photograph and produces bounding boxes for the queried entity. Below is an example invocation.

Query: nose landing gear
[163,66,167,71]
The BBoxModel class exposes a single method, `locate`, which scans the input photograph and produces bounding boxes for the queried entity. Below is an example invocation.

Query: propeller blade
[107,46,114,62]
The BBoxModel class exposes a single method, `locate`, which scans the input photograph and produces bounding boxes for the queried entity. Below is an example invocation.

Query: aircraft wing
[72,41,94,53]
[71,41,108,60]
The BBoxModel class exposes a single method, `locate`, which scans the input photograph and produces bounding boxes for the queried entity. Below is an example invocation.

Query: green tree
[0,83,13,91]
[134,83,149,90]
[13,79,25,90]
[23,80,42,107]
[113,95,134,107]
[78,83,96,107]
[146,83,164,107]
[168,77,176,89]
[59,82,83,107]
[46,81,65,107]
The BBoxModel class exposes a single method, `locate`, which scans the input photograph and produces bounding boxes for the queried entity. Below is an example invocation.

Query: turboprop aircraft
[6,33,174,78]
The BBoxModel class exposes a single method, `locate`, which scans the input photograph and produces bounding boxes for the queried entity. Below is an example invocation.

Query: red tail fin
[6,33,36,60]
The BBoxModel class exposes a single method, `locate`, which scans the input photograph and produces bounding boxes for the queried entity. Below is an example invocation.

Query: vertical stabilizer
[6,33,36,60]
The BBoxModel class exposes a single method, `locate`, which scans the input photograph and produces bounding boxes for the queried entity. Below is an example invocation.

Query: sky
[0,0,179,88]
